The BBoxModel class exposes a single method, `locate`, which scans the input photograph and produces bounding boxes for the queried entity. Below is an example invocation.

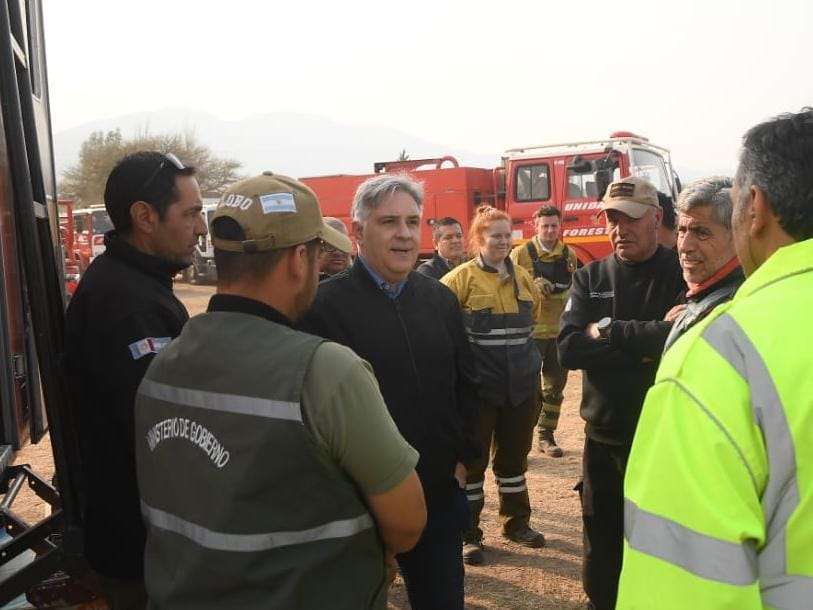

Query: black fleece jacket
[300,261,480,504]
[557,246,685,444]
[65,232,188,578]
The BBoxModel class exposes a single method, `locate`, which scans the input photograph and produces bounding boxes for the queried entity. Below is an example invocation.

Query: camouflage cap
[210,172,351,254]
[601,176,660,219]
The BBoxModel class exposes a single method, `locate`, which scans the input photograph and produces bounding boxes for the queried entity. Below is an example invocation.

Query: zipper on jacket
[392,298,424,396]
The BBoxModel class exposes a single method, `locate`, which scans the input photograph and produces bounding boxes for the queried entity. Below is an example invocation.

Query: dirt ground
[12,282,588,609]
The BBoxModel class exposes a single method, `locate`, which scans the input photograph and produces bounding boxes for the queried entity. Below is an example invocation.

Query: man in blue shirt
[302,174,480,610]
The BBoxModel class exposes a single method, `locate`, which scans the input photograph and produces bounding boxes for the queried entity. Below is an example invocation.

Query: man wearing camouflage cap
[557,175,685,610]
[134,172,426,609]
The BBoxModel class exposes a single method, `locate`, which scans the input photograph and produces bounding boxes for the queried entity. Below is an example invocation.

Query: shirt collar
[206,293,291,327]
[104,230,188,288]
[686,257,742,298]
[735,238,813,301]
[357,256,407,299]
[475,254,515,275]
[533,236,564,255]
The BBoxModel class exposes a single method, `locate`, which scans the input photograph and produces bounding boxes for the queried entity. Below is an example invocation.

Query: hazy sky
[43,0,811,175]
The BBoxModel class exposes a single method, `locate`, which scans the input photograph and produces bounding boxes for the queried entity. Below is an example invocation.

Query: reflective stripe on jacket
[617,238,813,610]
[510,238,576,339]
[135,312,386,610]
[441,256,541,406]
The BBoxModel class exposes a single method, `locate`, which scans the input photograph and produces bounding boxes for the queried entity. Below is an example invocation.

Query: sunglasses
[137,153,185,198]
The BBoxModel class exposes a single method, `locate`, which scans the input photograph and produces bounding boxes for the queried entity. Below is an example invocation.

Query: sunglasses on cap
[137,153,185,198]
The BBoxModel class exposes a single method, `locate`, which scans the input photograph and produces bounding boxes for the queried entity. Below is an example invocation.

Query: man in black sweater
[416,216,465,280]
[302,175,479,610]
[65,152,206,608]
[557,176,685,610]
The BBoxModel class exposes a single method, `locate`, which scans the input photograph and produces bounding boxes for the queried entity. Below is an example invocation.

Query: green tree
[397,148,410,161]
[61,129,242,206]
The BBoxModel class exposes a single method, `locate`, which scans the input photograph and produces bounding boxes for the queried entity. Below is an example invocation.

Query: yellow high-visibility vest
[617,238,813,610]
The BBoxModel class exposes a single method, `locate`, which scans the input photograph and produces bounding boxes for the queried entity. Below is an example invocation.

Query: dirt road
[14,281,588,609]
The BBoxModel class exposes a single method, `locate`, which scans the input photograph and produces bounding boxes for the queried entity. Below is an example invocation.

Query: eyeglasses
[136,153,185,198]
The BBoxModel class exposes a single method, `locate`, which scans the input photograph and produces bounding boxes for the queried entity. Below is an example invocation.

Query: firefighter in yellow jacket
[442,205,544,566]
[617,109,813,609]
[510,205,577,457]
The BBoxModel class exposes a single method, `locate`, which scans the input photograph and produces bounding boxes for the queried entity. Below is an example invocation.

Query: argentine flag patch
[128,337,171,360]
[259,192,296,214]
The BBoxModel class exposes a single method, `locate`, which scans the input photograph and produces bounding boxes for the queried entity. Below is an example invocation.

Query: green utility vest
[135,312,386,610]
[617,238,813,610]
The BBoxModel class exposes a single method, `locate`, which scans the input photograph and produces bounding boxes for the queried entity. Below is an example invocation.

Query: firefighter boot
[462,538,484,566]
[498,475,546,547]
[504,524,547,548]
[538,428,563,458]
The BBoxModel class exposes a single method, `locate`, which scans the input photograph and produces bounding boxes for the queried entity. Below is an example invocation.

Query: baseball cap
[600,176,660,219]
[210,171,351,254]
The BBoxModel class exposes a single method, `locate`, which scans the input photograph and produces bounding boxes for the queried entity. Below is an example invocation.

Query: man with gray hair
[662,176,744,350]
[302,173,480,610]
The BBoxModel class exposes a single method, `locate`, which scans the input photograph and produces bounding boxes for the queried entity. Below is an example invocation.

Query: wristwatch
[596,317,612,339]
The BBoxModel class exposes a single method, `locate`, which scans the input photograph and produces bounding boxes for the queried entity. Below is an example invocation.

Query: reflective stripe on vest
[703,314,813,607]
[140,379,303,422]
[625,498,758,586]
[466,325,534,346]
[141,501,375,553]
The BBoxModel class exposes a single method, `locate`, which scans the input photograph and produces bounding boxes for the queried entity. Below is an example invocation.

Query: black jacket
[557,246,685,444]
[415,252,453,280]
[663,265,745,351]
[65,233,188,578]
[301,261,480,504]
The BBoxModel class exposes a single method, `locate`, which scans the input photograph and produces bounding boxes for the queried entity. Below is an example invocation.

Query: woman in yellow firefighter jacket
[441,205,544,566]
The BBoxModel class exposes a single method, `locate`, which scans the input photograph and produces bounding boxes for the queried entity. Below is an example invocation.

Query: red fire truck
[301,132,681,264]
[70,205,112,273]
[57,199,81,297]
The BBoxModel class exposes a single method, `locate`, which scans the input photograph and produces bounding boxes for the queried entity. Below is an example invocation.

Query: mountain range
[52,108,499,180]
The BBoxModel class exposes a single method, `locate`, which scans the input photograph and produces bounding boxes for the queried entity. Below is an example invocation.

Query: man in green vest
[134,172,427,610]
[617,108,813,609]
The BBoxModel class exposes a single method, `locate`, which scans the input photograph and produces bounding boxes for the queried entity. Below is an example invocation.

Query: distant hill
[53,108,499,180]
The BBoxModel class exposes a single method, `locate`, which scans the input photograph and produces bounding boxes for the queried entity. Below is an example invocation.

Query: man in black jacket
[302,175,479,610]
[65,152,206,608]
[416,216,464,280]
[663,176,744,351]
[557,176,685,610]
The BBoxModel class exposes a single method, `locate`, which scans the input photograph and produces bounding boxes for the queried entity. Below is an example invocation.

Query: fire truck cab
[301,133,680,265]
[501,131,681,263]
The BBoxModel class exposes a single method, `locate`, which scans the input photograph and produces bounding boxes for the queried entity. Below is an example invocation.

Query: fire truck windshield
[630,148,672,196]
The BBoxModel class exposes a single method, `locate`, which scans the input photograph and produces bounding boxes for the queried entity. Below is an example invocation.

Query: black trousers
[579,437,630,610]
[396,481,468,610]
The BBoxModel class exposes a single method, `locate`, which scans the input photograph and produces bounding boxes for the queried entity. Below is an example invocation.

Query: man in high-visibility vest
[617,108,813,609]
